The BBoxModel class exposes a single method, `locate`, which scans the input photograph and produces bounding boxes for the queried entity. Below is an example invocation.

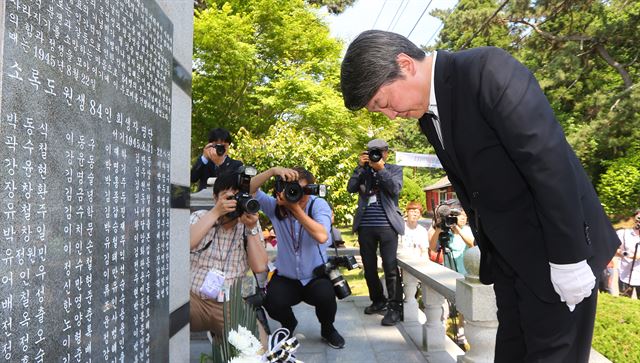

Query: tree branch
[593,44,632,90]
[511,19,634,91]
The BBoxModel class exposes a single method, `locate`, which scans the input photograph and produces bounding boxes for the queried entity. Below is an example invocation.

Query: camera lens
[284,183,303,202]
[368,149,383,162]
[327,269,352,299]
[214,144,225,156]
[243,198,260,214]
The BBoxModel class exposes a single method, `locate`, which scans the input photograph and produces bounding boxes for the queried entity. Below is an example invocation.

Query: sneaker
[321,328,345,349]
[364,301,387,315]
[381,309,401,326]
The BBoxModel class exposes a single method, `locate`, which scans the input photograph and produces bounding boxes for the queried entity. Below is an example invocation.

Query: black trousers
[264,274,337,334]
[492,253,598,363]
[358,226,402,307]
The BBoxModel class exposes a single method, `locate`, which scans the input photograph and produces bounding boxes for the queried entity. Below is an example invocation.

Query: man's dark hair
[208,128,232,143]
[213,170,239,197]
[293,167,315,184]
[340,30,426,111]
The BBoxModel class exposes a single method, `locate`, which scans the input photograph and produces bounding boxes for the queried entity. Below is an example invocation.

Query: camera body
[313,255,358,299]
[228,166,260,218]
[207,143,226,156]
[437,206,461,230]
[274,177,327,203]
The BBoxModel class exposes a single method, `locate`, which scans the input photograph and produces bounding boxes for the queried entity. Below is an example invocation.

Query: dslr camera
[313,255,359,299]
[207,143,226,156]
[274,176,327,203]
[227,166,260,218]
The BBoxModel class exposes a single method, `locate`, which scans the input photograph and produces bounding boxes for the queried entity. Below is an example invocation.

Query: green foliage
[432,0,640,215]
[400,173,426,213]
[597,145,640,218]
[594,293,640,362]
[231,122,359,225]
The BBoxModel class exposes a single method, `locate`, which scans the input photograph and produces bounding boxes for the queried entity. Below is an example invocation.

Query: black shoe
[321,328,345,349]
[381,309,401,326]
[364,301,387,315]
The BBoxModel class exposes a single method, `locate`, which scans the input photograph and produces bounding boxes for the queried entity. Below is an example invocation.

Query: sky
[323,0,458,48]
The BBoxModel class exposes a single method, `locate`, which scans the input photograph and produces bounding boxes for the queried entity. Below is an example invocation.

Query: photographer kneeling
[189,170,268,340]
[249,167,346,349]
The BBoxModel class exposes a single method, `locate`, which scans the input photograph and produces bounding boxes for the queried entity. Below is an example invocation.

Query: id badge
[200,269,225,300]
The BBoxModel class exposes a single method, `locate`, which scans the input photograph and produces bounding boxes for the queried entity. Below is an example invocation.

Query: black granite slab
[0,0,173,361]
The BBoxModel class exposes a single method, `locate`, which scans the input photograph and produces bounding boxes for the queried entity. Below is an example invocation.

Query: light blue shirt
[256,190,331,285]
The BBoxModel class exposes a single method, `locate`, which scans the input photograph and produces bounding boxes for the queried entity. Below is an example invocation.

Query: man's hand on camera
[202,143,217,162]
[211,191,236,219]
[203,142,226,165]
[239,212,259,228]
[271,167,298,182]
[369,158,385,171]
[358,152,369,168]
[275,192,303,213]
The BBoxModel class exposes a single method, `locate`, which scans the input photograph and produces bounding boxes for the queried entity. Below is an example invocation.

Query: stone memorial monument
[0,0,193,361]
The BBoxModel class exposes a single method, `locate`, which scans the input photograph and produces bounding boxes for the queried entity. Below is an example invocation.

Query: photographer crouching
[189,168,268,341]
[249,167,346,349]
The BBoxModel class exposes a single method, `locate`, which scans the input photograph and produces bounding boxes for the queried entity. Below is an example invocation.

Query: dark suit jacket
[347,163,405,235]
[190,155,243,191]
[419,47,619,302]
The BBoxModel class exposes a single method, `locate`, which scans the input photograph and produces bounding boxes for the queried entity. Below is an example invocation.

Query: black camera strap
[306,197,341,264]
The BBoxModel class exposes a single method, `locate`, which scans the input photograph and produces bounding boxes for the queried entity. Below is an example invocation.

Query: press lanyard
[287,217,304,252]
[216,225,239,273]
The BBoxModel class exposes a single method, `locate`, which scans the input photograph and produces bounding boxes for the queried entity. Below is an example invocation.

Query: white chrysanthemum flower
[228,329,252,354]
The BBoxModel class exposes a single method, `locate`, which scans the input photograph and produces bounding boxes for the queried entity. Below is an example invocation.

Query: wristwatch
[247,226,260,236]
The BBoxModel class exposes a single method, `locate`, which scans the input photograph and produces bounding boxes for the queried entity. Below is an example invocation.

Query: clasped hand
[549,260,596,312]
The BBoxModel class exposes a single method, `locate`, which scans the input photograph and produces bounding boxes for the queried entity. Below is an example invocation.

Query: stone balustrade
[397,246,498,363]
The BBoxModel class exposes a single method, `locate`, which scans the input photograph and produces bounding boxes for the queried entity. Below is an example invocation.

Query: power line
[425,23,444,46]
[407,0,435,38]
[372,0,388,29]
[390,0,411,32]
[424,1,461,46]
[387,0,406,31]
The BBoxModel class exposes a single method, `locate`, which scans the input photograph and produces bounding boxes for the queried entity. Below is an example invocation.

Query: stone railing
[397,246,498,363]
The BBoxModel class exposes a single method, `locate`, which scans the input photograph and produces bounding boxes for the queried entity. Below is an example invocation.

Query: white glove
[549,260,596,312]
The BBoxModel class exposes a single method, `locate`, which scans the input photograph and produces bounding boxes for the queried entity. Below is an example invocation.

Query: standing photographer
[249,167,346,349]
[189,171,268,340]
[616,209,640,298]
[347,139,404,326]
[428,202,474,275]
[190,127,243,191]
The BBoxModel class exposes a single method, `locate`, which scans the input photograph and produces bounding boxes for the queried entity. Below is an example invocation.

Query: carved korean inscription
[1,0,172,361]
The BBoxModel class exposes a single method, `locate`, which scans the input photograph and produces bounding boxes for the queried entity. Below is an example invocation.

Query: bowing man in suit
[340,30,619,362]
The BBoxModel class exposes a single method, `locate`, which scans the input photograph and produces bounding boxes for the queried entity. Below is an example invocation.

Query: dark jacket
[190,155,243,191]
[419,47,619,302]
[347,163,404,235]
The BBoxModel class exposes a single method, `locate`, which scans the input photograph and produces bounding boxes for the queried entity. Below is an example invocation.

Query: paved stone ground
[190,296,611,363]
[191,296,435,363]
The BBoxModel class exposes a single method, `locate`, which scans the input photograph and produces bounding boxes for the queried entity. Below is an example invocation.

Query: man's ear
[396,53,415,76]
